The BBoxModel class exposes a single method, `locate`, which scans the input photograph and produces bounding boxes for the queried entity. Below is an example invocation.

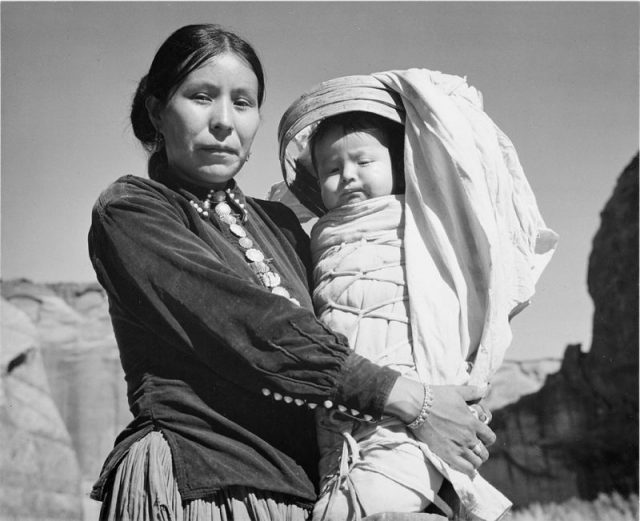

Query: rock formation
[0,155,637,518]
[1,280,129,520]
[483,358,562,412]
[481,154,639,506]
[1,299,83,520]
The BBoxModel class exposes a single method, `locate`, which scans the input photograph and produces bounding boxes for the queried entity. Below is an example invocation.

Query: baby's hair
[309,111,405,194]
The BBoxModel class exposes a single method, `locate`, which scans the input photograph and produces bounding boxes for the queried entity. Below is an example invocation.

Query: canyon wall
[1,154,637,518]
[481,154,639,506]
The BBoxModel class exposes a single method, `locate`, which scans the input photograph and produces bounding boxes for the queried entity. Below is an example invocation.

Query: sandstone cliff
[1,299,83,520]
[481,154,639,506]
[1,155,637,518]
[1,281,130,520]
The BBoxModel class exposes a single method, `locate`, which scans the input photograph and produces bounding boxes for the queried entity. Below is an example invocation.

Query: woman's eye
[193,93,211,102]
[234,98,256,109]
[358,159,372,166]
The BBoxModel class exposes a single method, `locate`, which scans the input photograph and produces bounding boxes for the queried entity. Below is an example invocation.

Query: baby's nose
[341,163,358,182]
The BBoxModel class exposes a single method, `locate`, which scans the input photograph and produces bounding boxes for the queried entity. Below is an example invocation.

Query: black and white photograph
[1,2,638,520]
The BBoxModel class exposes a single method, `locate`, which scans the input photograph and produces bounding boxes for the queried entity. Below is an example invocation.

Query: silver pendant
[251,261,270,274]
[219,214,236,225]
[238,237,253,249]
[215,202,232,216]
[271,286,290,298]
[259,272,281,288]
[245,248,265,263]
[229,223,247,238]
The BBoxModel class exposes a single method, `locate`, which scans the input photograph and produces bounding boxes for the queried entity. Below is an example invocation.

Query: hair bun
[130,74,156,150]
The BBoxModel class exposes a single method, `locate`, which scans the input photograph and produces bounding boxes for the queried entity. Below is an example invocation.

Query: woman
[89,24,494,520]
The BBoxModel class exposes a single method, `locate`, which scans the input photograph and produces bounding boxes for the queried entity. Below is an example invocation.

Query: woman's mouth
[201,145,236,155]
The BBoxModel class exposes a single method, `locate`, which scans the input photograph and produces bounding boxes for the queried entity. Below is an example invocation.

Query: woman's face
[151,53,261,189]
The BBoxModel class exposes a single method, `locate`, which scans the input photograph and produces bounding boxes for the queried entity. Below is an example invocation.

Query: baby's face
[315,126,395,210]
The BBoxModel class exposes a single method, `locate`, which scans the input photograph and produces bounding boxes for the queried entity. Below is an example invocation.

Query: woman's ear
[145,96,163,132]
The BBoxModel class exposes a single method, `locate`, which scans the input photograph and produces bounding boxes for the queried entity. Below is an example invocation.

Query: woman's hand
[384,377,495,477]
[415,385,495,476]
[469,401,492,425]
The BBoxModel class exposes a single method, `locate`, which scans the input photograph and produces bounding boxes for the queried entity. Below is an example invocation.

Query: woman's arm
[254,194,497,474]
[90,177,495,474]
[385,376,495,475]
[89,177,397,417]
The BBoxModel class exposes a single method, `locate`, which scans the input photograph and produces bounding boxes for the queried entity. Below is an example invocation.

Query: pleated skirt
[98,431,311,521]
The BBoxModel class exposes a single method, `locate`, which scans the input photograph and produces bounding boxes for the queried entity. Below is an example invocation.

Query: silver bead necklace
[189,188,367,418]
[189,189,299,306]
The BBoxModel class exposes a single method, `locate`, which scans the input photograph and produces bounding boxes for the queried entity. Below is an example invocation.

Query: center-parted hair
[129,24,265,178]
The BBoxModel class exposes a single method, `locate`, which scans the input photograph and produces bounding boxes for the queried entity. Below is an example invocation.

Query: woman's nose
[209,100,233,133]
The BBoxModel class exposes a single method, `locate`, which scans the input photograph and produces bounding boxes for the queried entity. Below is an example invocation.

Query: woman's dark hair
[310,111,405,194]
[130,24,265,177]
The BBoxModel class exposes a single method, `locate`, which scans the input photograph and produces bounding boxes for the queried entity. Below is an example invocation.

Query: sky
[1,1,638,361]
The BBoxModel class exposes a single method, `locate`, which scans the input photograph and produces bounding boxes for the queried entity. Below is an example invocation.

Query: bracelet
[406,383,433,430]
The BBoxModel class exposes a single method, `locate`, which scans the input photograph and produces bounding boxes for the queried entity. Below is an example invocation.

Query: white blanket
[371,69,558,387]
[275,68,558,521]
[311,196,512,521]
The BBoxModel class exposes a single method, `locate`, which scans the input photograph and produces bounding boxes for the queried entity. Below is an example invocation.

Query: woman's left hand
[468,402,492,425]
[385,378,496,477]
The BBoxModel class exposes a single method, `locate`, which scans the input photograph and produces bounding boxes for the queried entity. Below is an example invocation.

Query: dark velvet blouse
[88,173,399,507]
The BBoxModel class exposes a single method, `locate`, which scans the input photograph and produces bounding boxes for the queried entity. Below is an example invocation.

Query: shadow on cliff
[481,153,639,507]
